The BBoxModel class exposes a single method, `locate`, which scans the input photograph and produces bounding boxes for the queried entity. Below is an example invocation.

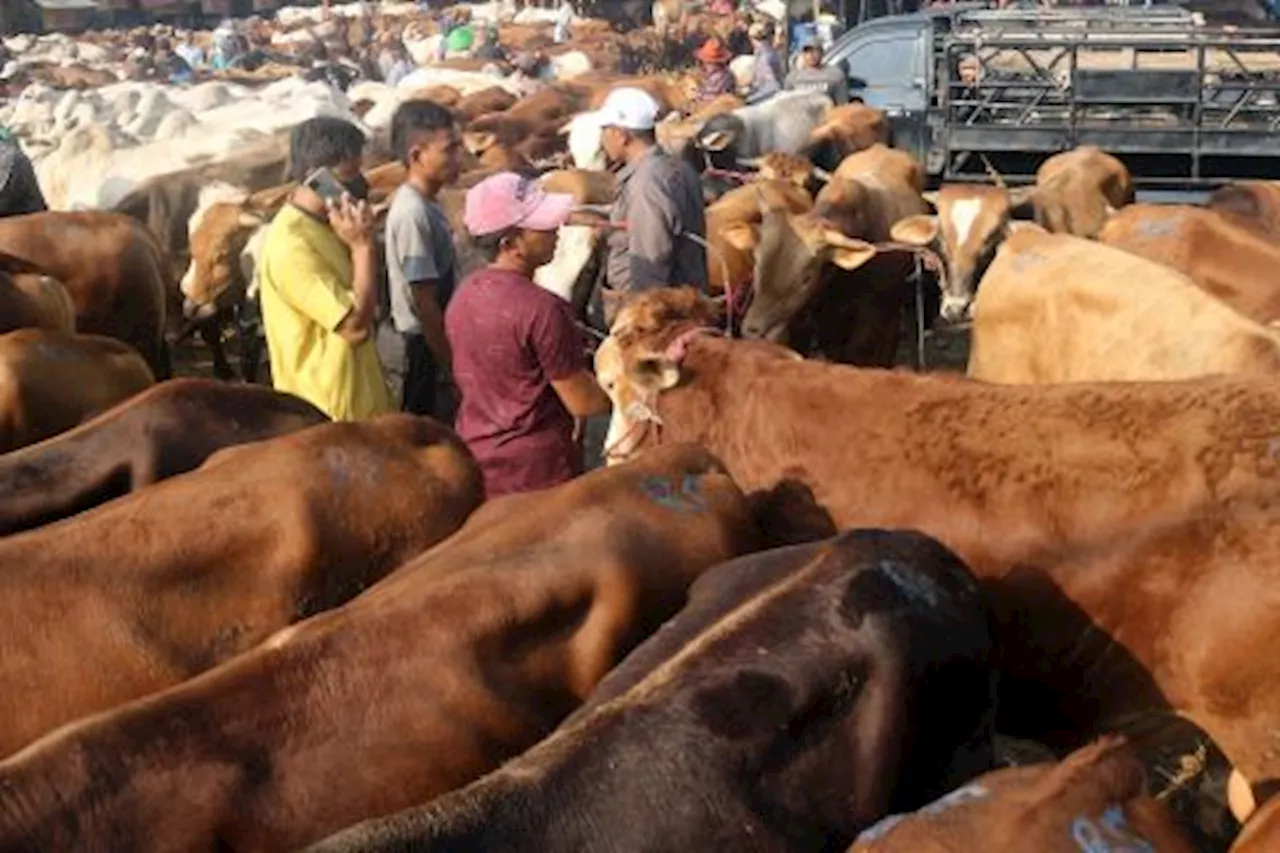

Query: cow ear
[1005,220,1047,236]
[463,131,495,154]
[238,211,265,228]
[823,231,878,271]
[631,355,681,392]
[721,222,758,252]
[700,130,733,152]
[890,215,938,246]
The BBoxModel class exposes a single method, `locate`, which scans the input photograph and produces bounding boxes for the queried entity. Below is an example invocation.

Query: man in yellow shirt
[258,116,394,421]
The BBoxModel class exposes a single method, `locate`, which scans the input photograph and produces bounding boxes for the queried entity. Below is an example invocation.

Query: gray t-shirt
[385,182,457,336]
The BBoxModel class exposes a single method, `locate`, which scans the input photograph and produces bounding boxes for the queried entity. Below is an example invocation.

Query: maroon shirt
[445,266,586,498]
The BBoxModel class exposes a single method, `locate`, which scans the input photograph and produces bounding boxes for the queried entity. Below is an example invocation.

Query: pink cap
[463,172,575,237]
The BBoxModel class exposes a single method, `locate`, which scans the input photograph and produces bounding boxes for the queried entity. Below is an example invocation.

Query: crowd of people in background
[0,0,858,496]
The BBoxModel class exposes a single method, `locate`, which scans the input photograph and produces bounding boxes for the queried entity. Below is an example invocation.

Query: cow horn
[811,167,833,183]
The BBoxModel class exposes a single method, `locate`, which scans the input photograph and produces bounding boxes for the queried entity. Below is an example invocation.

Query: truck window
[843,35,921,89]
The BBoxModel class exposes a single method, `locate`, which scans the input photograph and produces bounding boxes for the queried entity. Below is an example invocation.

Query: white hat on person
[584,87,660,132]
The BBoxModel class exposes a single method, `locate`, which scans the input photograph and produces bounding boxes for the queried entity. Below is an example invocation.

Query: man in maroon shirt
[446,172,612,497]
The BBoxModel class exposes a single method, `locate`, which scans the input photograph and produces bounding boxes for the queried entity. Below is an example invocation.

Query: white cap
[587,87,659,131]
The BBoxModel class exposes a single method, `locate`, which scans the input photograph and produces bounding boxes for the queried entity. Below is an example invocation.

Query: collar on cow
[665,324,721,363]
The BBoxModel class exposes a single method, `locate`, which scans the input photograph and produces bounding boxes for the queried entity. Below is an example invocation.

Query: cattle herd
[7,1,1280,852]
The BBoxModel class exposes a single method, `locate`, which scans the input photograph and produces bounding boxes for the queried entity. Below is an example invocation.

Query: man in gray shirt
[385,99,462,418]
[590,87,707,325]
[785,39,849,105]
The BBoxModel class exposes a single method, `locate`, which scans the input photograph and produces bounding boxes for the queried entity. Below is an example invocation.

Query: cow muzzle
[939,295,972,324]
[183,297,218,321]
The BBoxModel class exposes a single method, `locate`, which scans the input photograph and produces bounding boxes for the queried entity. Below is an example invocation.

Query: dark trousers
[401,333,439,418]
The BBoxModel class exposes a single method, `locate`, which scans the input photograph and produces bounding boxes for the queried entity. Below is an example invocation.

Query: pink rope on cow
[597,220,740,340]
[702,168,756,184]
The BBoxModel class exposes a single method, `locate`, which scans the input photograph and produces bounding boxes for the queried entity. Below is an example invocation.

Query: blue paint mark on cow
[639,475,708,514]
[875,560,944,609]
[324,447,352,491]
[1071,805,1155,853]
[854,784,990,843]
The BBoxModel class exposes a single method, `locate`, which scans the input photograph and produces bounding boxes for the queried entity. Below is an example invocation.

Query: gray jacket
[606,147,708,297]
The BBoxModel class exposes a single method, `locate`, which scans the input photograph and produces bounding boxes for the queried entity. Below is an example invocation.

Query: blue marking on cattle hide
[32,339,84,363]
[1070,805,1155,853]
[874,560,944,609]
[854,784,990,843]
[639,474,707,514]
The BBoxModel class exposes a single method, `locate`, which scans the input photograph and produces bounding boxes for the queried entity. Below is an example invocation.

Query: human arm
[329,197,380,344]
[531,297,611,418]
[269,197,378,345]
[627,173,682,292]
[411,284,451,373]
[389,200,453,370]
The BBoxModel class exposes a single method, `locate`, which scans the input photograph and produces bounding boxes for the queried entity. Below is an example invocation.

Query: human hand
[327,194,375,249]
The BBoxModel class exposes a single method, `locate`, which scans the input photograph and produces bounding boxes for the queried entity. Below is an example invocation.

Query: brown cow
[1031,145,1134,238]
[306,529,996,853]
[0,329,154,454]
[891,146,1132,322]
[0,273,74,334]
[808,101,891,161]
[703,178,813,298]
[741,145,930,364]
[0,212,171,378]
[968,230,1280,382]
[0,444,757,851]
[891,183,1015,322]
[0,414,480,756]
[0,378,327,536]
[847,737,1195,853]
[1206,180,1280,241]
[595,287,1280,831]
[452,85,518,123]
[1100,204,1280,324]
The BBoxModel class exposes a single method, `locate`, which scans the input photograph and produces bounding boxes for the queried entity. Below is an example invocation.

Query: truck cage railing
[933,28,1280,186]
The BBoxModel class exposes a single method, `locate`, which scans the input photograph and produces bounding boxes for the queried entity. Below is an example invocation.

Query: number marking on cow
[1071,805,1156,853]
[639,474,707,514]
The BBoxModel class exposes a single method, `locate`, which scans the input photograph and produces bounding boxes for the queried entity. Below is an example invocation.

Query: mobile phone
[304,167,350,203]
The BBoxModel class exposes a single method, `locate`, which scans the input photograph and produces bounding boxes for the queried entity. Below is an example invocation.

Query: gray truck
[824,4,1280,197]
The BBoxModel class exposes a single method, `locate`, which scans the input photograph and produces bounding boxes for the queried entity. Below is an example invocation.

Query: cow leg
[235,303,265,385]
[198,320,234,381]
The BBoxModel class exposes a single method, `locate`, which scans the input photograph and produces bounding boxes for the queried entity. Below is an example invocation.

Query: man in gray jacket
[589,87,708,325]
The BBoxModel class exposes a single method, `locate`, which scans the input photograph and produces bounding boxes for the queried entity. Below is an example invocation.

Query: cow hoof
[1230,767,1257,823]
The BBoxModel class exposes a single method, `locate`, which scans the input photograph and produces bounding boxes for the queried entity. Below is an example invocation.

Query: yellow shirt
[258,204,393,421]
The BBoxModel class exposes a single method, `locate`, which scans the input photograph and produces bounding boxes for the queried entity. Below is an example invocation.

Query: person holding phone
[256,116,393,421]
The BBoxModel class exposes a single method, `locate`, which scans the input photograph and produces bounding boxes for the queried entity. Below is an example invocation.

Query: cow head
[595,288,720,465]
[890,184,1030,323]
[182,202,267,320]
[741,185,878,343]
[695,112,747,169]
[807,102,890,162]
